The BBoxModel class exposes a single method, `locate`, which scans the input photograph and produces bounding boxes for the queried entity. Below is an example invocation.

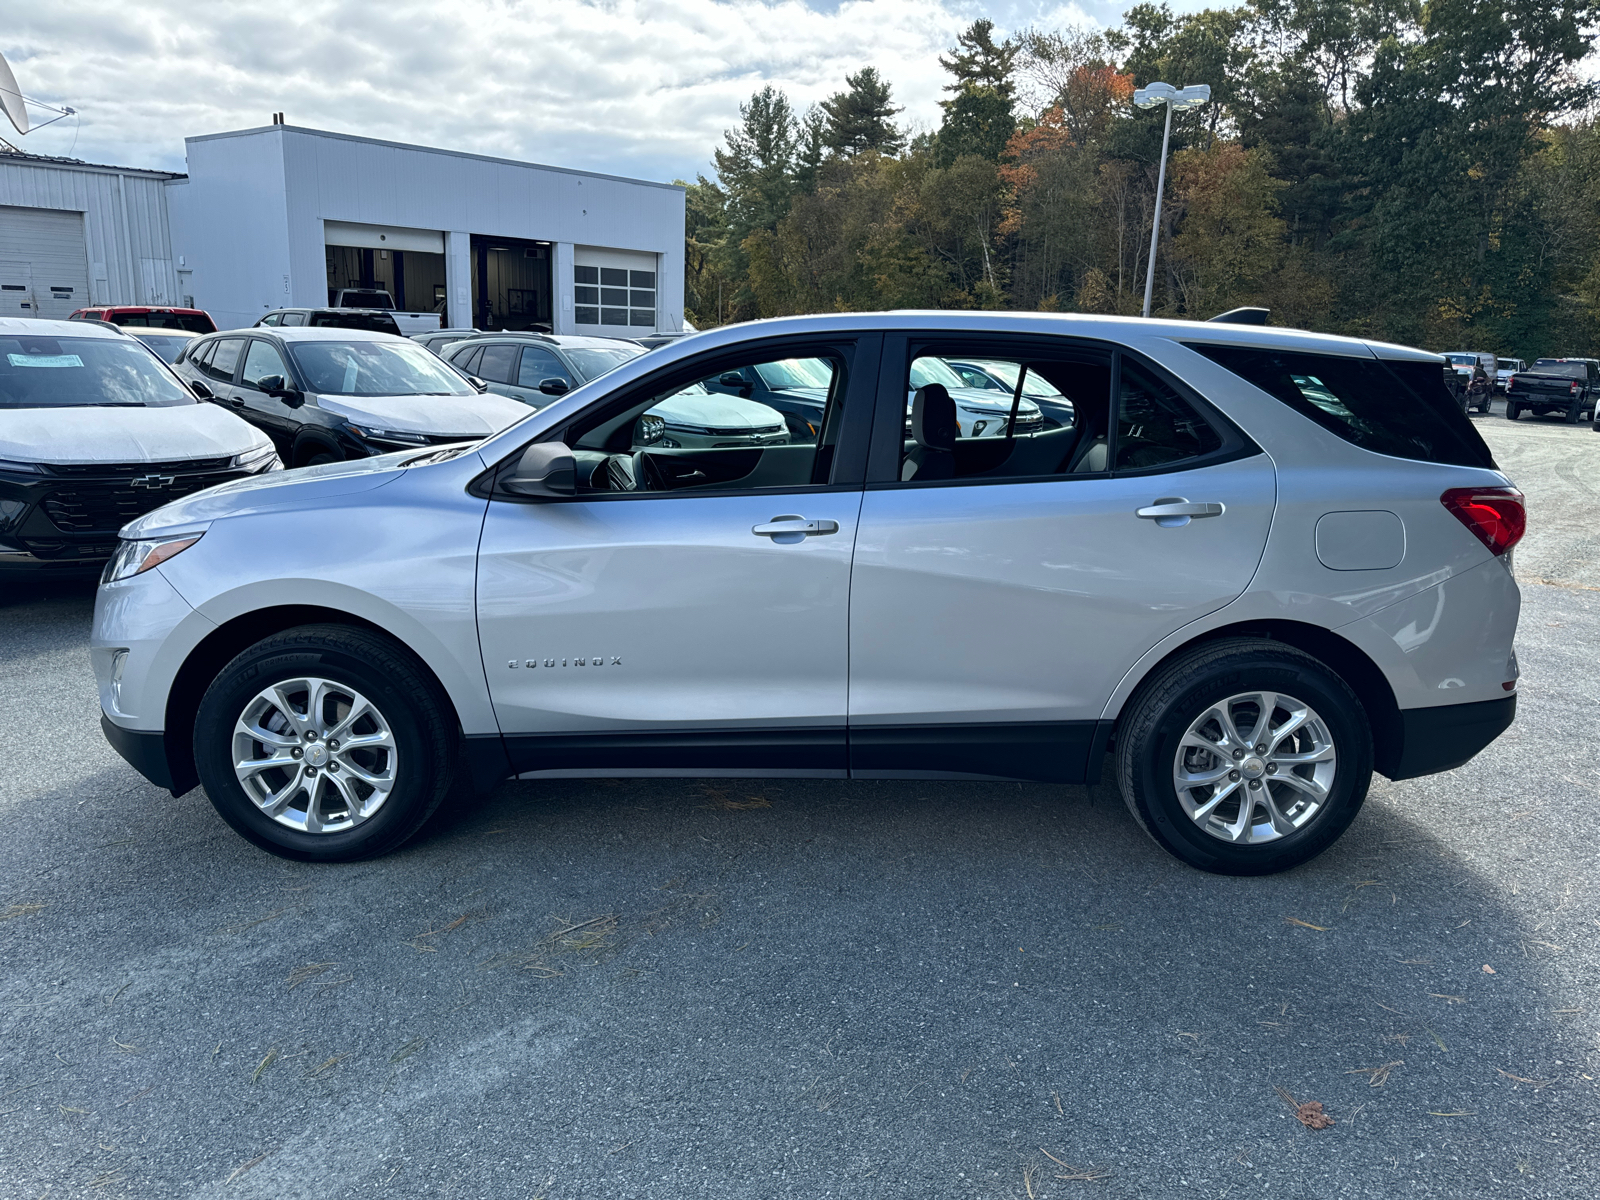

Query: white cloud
[2,0,1129,183]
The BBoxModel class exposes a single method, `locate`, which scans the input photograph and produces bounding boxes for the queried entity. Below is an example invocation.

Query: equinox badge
[508,656,622,668]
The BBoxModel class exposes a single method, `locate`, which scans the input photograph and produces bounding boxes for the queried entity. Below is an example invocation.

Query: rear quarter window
[1186,344,1495,470]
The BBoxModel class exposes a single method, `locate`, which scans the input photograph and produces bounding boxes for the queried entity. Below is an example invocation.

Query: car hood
[119,451,419,539]
[0,402,268,465]
[650,393,785,429]
[314,392,530,436]
[765,386,830,410]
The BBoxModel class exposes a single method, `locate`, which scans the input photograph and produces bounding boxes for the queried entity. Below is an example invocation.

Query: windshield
[566,345,642,381]
[114,311,213,333]
[0,335,195,409]
[132,332,194,364]
[289,340,476,396]
[1443,354,1477,367]
[908,357,966,391]
[753,357,833,390]
[1530,360,1587,379]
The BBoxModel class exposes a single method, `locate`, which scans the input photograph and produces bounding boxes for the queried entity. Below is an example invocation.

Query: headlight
[232,443,281,471]
[102,532,204,583]
[635,413,665,446]
[0,458,45,475]
[350,425,429,445]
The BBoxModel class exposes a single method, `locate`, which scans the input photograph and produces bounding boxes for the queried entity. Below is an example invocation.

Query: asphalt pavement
[2,400,1597,1199]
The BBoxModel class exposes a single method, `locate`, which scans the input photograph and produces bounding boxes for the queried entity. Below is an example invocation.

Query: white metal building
[0,151,181,319]
[0,124,686,335]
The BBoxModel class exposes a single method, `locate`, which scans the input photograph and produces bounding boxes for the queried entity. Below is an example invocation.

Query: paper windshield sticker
[7,353,84,368]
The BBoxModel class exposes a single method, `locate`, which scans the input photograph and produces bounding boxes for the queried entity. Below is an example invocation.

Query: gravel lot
[2,402,1597,1199]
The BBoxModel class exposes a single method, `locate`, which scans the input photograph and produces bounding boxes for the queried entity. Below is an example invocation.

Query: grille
[42,471,244,532]
[47,457,235,477]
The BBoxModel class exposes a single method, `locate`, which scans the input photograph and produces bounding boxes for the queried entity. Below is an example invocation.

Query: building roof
[184,124,683,192]
[0,146,184,180]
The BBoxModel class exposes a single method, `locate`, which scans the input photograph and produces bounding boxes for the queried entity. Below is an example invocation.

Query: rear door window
[205,338,245,385]
[1189,344,1494,469]
[477,344,519,385]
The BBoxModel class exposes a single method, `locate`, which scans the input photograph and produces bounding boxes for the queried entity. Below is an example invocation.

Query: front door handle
[752,515,840,542]
[229,395,247,407]
[1136,498,1224,527]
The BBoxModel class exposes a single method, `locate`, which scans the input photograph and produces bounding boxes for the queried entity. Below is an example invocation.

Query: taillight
[1441,487,1525,557]
[1571,381,1580,395]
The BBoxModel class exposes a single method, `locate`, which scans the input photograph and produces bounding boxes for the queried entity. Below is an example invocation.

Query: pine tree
[821,68,905,157]
[714,86,800,242]
[935,20,1019,165]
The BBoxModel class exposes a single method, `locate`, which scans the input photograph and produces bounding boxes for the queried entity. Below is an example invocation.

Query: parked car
[442,333,642,408]
[445,332,786,449]
[94,311,1520,876]
[0,317,278,578]
[1495,358,1525,392]
[945,356,1076,428]
[1443,351,1497,412]
[171,327,529,467]
[128,328,198,365]
[1504,358,1599,423]
[904,356,1045,439]
[411,329,482,356]
[69,305,217,334]
[255,308,440,337]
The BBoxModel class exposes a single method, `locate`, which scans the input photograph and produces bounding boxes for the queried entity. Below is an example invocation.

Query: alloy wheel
[1172,690,1337,844]
[231,676,398,833]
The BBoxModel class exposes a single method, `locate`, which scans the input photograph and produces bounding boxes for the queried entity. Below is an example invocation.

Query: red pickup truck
[68,305,217,333]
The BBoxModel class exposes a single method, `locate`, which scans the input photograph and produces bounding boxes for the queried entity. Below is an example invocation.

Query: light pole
[1133,82,1210,318]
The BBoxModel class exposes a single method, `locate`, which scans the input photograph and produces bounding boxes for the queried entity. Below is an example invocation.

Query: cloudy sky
[3,0,1213,184]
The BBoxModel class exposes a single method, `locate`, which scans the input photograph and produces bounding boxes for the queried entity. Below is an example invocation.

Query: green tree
[935,20,1020,164]
[821,67,905,156]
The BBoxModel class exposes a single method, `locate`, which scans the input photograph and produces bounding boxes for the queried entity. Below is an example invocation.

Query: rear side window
[1117,359,1222,470]
[206,338,245,384]
[1189,344,1494,469]
[477,344,519,385]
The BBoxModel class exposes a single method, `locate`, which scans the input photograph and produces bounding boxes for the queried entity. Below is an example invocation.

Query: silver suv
[91,313,1523,875]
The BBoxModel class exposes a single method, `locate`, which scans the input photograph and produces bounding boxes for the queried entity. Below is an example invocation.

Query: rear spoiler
[1207,307,1271,326]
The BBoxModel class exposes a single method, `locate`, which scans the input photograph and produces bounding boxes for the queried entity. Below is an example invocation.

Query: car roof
[78,305,209,315]
[233,326,410,343]
[0,316,126,339]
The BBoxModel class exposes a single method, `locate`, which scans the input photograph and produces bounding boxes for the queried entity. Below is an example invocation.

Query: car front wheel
[1115,638,1373,876]
[193,625,459,861]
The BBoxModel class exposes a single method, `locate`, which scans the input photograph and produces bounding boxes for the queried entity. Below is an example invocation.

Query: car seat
[902,385,957,481]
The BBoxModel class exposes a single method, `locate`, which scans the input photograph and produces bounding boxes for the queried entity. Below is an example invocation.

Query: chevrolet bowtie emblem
[507,656,622,668]
[129,474,176,490]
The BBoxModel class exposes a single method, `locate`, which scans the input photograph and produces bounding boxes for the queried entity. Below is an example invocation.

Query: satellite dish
[0,51,29,135]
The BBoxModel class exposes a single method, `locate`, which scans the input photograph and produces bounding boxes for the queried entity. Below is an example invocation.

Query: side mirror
[469,376,490,393]
[189,379,214,400]
[502,442,575,498]
[538,377,570,397]
[255,374,286,394]
[717,372,751,391]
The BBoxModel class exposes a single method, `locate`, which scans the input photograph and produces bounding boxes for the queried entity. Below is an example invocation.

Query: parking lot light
[1133,82,1211,319]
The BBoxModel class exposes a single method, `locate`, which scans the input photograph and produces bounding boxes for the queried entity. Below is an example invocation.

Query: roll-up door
[0,205,91,319]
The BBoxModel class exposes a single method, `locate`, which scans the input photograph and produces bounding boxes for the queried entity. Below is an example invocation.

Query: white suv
[91,313,1523,875]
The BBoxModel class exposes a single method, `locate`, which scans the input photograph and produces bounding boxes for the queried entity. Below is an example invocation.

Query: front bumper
[1385,695,1516,781]
[101,713,184,792]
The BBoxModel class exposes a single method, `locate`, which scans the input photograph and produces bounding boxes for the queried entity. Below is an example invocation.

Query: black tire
[194,624,459,861]
[1566,400,1581,425]
[1115,638,1374,876]
[1505,402,1519,420]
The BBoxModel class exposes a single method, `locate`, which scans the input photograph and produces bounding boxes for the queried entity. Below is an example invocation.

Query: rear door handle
[752,515,840,541]
[1136,498,1224,526]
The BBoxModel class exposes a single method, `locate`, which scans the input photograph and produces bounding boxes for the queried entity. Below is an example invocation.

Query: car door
[846,334,1276,782]
[513,345,573,407]
[231,337,300,452]
[472,342,521,401]
[475,333,879,775]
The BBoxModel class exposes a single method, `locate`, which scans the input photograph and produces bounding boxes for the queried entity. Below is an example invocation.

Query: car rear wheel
[1115,638,1373,876]
[194,625,458,861]
[1505,402,1519,420]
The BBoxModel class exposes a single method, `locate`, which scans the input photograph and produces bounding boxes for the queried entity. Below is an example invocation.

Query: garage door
[0,205,90,319]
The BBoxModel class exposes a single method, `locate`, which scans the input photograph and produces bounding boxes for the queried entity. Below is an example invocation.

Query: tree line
[681,1,1600,360]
